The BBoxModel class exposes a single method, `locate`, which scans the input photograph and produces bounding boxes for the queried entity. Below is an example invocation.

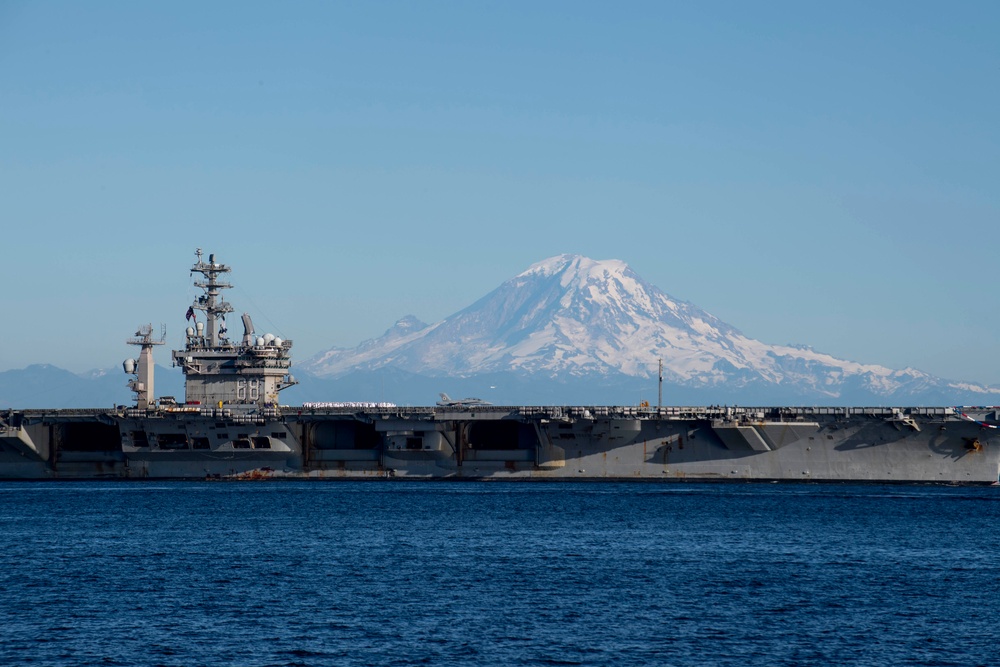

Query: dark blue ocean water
[1,482,998,667]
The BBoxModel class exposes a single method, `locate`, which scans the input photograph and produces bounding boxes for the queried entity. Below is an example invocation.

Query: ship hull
[2,406,998,482]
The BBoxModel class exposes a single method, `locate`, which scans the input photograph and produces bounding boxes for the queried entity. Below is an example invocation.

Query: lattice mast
[188,248,234,347]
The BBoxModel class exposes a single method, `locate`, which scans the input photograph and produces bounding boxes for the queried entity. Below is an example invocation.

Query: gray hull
[2,405,998,483]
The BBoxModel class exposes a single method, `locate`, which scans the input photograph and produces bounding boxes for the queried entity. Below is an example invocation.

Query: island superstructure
[1,250,998,482]
[171,249,297,408]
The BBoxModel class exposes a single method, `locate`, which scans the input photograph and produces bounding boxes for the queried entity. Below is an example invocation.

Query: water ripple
[0,481,998,666]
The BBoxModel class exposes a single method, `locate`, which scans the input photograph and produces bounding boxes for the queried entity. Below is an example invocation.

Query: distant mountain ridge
[302,254,1000,405]
[0,364,184,409]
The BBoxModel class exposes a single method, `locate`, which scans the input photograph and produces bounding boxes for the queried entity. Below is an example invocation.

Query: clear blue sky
[2,1,998,386]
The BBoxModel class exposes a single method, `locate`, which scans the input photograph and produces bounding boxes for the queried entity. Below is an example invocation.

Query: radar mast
[189,248,234,348]
[124,324,166,410]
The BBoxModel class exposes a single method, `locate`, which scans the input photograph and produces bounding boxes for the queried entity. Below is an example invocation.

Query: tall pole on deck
[658,358,663,415]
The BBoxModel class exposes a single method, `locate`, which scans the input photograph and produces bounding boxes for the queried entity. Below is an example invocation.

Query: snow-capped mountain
[302,255,1000,405]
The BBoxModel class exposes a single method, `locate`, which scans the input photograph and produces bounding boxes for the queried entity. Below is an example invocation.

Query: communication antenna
[658,358,663,415]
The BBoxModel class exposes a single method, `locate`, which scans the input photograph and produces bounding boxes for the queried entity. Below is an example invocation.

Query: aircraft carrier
[2,250,998,483]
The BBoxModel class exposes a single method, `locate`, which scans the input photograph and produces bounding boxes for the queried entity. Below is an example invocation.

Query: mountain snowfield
[303,254,1000,404]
